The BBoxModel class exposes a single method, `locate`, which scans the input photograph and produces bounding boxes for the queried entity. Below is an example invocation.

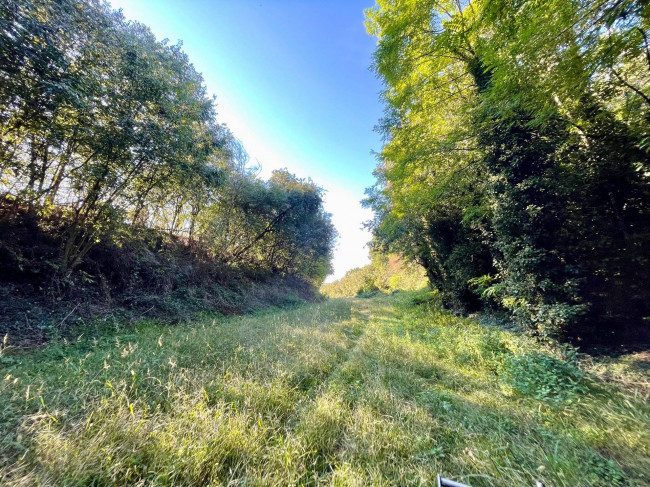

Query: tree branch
[612,68,650,107]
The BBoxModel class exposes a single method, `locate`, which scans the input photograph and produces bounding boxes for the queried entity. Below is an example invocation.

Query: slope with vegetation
[1,292,648,486]
[0,0,335,343]
[363,0,650,344]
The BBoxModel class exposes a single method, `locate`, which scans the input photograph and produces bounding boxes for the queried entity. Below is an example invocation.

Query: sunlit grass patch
[26,395,271,485]
[1,293,649,486]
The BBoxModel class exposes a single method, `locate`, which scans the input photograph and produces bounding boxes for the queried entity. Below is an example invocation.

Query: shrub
[500,347,588,403]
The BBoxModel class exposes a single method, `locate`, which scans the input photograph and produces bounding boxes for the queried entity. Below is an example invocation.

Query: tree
[0,0,335,289]
[365,0,650,340]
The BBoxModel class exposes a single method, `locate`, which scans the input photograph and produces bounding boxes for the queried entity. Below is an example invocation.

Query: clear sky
[108,0,382,282]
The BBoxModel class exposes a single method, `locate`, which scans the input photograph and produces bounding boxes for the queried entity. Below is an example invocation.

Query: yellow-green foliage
[1,293,649,486]
[321,253,428,297]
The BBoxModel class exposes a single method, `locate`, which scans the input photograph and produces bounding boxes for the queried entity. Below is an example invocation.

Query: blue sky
[109,0,383,281]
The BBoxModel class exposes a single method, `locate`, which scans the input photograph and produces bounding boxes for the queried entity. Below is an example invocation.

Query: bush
[0,205,320,345]
[500,347,588,403]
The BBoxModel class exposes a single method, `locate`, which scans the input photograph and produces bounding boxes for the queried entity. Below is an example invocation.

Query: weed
[500,350,588,403]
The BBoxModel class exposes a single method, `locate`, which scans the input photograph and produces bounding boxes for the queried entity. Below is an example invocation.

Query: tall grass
[1,292,648,486]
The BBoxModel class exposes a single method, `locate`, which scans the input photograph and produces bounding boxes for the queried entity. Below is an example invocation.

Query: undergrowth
[1,291,648,486]
[0,204,319,346]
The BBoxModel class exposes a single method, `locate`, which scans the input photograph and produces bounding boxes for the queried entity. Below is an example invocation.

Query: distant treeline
[0,0,334,338]
[365,0,650,343]
[321,253,427,298]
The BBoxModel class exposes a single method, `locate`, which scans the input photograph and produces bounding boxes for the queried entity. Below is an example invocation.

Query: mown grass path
[1,292,649,486]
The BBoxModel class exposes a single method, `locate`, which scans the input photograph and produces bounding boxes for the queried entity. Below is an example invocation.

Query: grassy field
[1,291,649,486]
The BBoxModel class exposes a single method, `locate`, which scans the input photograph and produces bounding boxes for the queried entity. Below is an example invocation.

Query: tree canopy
[365,0,650,341]
[0,0,335,288]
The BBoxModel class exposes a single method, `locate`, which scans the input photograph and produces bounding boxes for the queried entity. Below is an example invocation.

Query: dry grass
[1,292,649,486]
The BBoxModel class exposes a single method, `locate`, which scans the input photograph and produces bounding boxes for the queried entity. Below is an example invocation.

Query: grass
[1,291,649,486]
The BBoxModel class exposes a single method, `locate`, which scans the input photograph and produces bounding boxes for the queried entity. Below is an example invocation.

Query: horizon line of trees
[364,0,650,341]
[0,0,335,285]
[321,252,428,298]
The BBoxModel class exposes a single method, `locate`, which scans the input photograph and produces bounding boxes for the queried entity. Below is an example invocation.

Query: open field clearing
[1,292,649,486]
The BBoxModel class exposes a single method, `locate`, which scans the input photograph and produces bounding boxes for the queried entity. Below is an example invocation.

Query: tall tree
[365,0,650,340]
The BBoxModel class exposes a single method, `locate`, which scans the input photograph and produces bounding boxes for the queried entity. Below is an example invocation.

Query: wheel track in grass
[282,297,394,482]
